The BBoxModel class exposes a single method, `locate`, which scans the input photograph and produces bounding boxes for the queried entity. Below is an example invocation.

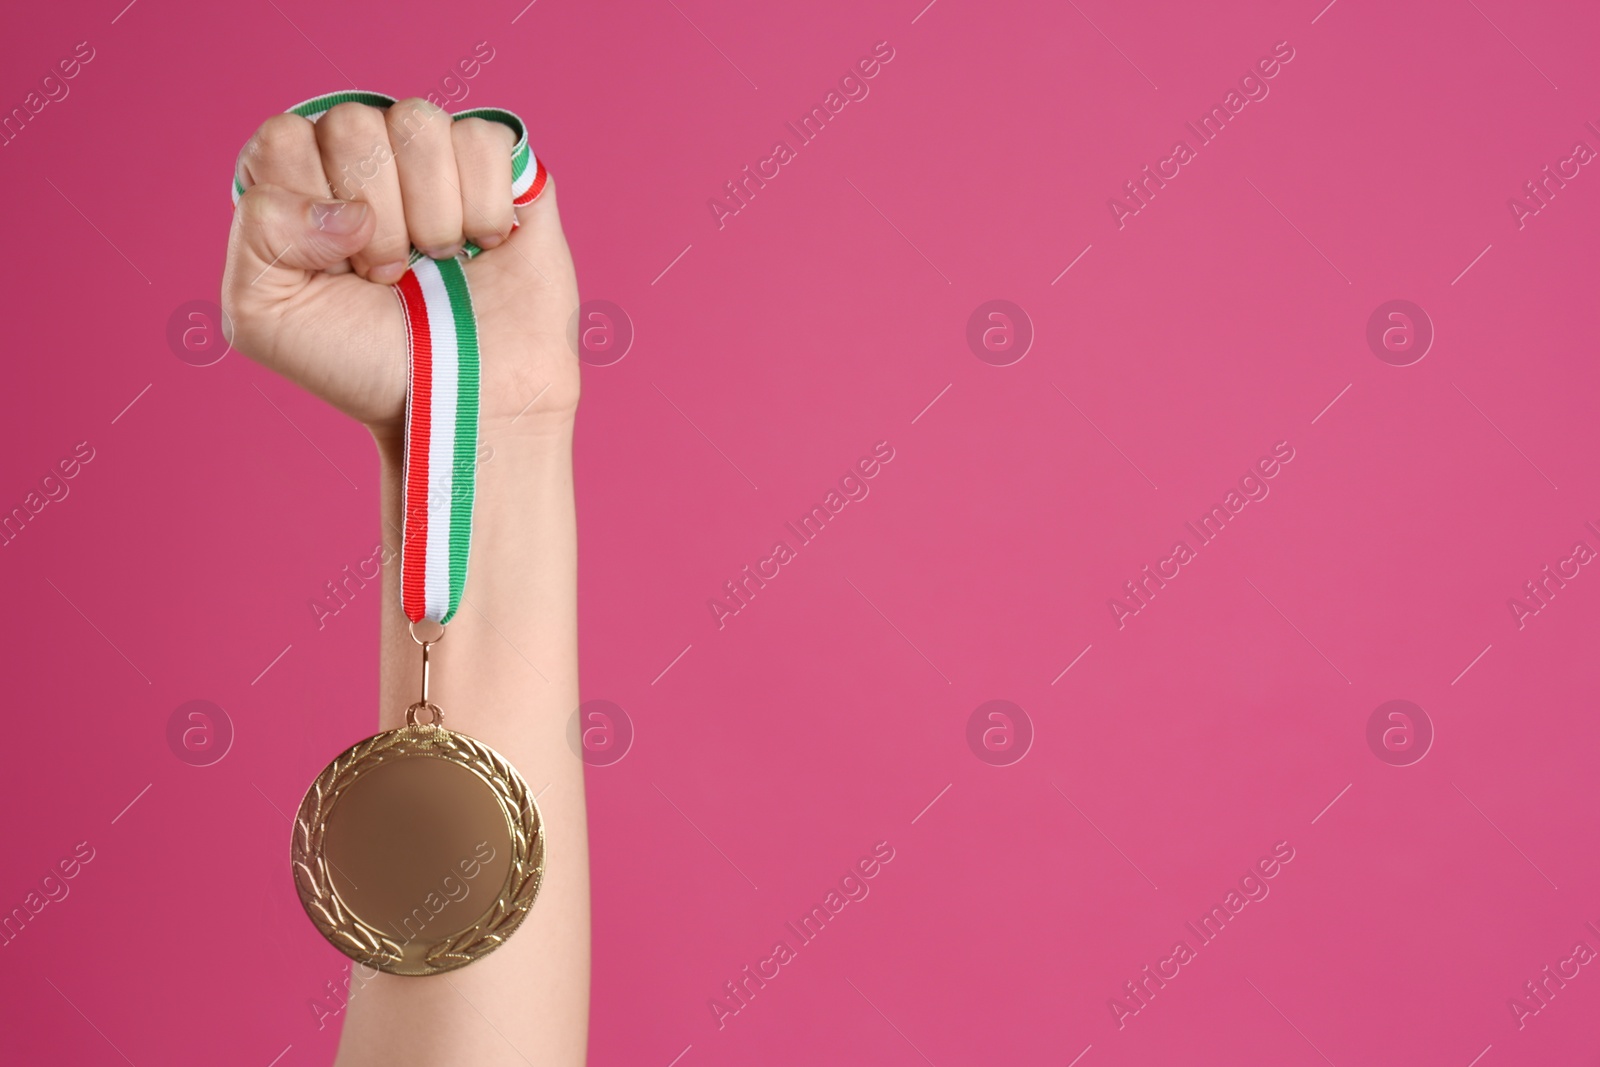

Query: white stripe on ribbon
[512,159,537,199]
[415,258,458,621]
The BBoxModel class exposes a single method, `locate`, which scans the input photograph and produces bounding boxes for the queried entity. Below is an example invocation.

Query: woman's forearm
[335,428,590,1067]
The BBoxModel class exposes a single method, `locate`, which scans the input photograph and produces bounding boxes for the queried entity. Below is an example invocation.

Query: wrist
[371,413,574,470]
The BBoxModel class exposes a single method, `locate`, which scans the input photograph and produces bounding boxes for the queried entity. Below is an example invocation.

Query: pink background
[4,0,1600,1064]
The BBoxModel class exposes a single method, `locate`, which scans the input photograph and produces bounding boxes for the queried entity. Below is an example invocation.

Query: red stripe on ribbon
[397,269,434,623]
[514,157,548,205]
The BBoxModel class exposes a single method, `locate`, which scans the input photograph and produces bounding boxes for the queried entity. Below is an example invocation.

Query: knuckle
[318,102,388,150]
[450,116,492,139]
[319,105,394,198]
[452,116,513,155]
[386,97,447,148]
[244,113,314,167]
[234,184,277,228]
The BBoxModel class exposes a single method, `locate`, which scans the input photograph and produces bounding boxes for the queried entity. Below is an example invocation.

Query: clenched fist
[221,97,578,445]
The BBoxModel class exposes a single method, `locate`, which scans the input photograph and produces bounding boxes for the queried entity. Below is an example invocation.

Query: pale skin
[221,98,588,1066]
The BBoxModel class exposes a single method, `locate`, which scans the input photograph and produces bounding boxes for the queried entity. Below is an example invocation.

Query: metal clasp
[406,620,446,726]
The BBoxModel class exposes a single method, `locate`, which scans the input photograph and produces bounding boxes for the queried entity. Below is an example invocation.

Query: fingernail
[369,261,410,285]
[475,232,505,249]
[312,199,367,234]
[422,244,464,261]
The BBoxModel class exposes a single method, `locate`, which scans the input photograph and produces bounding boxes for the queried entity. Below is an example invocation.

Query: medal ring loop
[406,701,445,727]
[409,619,446,646]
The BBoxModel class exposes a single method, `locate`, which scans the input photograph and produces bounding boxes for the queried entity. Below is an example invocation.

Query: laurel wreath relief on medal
[292,724,545,976]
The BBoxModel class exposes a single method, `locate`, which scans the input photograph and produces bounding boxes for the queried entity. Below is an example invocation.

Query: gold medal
[292,629,545,977]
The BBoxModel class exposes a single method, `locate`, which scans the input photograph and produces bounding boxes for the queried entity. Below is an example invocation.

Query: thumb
[224,185,374,300]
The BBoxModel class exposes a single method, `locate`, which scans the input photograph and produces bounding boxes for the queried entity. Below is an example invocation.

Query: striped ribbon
[234,91,548,623]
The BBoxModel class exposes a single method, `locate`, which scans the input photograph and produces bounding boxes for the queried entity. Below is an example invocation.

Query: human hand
[221,97,579,447]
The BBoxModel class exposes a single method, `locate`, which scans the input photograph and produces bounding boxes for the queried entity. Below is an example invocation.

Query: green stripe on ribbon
[288,90,398,117]
[436,255,479,624]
